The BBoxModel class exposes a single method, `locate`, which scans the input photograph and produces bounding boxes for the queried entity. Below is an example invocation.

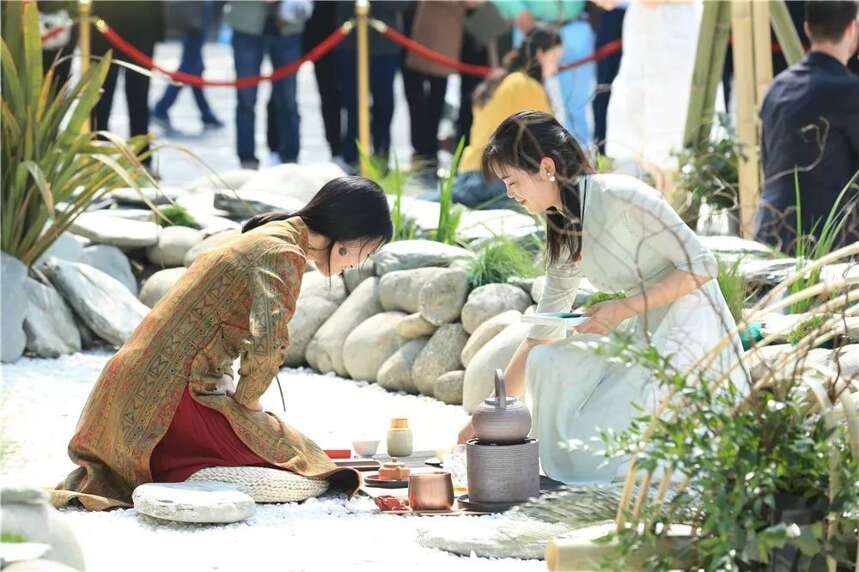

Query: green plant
[0,532,27,543]
[583,291,626,309]
[435,138,466,245]
[716,257,749,325]
[467,235,540,288]
[595,154,615,174]
[789,171,857,314]
[1,2,151,267]
[361,150,417,241]
[593,335,859,571]
[786,315,827,346]
[154,204,199,228]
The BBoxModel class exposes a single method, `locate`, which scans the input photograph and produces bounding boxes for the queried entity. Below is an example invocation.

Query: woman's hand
[576,299,637,335]
[457,418,476,445]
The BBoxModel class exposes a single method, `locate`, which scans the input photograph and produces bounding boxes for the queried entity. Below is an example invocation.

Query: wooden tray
[364,473,408,489]
[334,459,381,472]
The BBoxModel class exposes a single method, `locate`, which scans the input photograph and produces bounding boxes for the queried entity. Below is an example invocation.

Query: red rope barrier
[41,24,69,43]
[94,18,353,88]
[558,39,622,72]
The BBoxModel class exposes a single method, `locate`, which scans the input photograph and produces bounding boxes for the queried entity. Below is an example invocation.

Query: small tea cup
[408,471,454,511]
[351,439,380,458]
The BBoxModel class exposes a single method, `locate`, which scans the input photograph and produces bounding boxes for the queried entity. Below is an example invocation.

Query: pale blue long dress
[525,174,749,484]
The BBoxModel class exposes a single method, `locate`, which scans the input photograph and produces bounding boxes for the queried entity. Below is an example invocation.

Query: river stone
[1,486,86,571]
[343,312,407,382]
[832,345,859,382]
[185,168,259,192]
[33,232,84,268]
[412,323,469,396]
[77,317,97,349]
[1,252,28,363]
[299,271,348,304]
[283,297,339,367]
[508,276,536,296]
[397,313,437,339]
[378,337,429,393]
[146,226,204,267]
[379,267,446,313]
[306,278,383,376]
[239,162,345,204]
[132,482,255,524]
[701,235,774,260]
[461,310,522,367]
[214,189,306,219]
[746,344,833,384]
[43,258,149,347]
[373,240,475,276]
[343,261,376,293]
[69,211,160,248]
[434,370,465,405]
[418,269,469,326]
[461,283,531,334]
[23,278,81,357]
[463,323,531,413]
[82,244,138,295]
[139,267,187,308]
[110,186,180,207]
[531,276,596,308]
[183,230,240,267]
[458,209,541,243]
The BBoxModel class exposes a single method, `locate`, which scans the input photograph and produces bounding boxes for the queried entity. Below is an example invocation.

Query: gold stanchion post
[356,0,371,176]
[78,0,92,133]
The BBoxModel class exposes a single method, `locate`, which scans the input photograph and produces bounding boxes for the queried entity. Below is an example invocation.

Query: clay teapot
[472,369,532,444]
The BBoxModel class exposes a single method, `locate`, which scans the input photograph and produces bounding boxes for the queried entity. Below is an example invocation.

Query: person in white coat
[457,111,748,483]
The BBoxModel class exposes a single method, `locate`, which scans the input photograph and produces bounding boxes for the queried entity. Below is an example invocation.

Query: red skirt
[150,387,275,482]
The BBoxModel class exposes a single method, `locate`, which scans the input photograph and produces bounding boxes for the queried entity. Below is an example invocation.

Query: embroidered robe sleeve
[234,247,303,409]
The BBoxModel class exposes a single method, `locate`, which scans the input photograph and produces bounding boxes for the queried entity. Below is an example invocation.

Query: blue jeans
[337,51,399,165]
[557,21,596,148]
[153,29,218,122]
[420,171,514,210]
[232,30,301,164]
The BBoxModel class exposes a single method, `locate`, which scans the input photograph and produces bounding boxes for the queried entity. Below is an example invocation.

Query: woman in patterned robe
[53,177,393,510]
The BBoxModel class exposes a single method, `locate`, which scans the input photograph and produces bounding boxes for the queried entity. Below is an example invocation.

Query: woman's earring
[549,174,557,182]
[338,246,348,256]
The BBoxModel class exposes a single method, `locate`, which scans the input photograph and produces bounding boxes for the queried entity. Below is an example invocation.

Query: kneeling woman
[55,177,392,510]
[458,111,748,483]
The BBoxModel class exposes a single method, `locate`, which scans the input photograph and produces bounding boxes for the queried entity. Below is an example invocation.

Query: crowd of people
[37,0,858,256]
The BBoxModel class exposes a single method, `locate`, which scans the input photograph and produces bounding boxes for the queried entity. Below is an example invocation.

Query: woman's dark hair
[242,175,393,262]
[482,110,593,265]
[472,24,562,108]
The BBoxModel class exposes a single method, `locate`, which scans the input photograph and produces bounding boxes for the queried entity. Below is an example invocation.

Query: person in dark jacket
[754,0,859,254]
[90,1,165,166]
[152,1,223,133]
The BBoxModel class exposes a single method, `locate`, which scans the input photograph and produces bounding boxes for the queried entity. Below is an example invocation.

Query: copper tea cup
[408,471,454,511]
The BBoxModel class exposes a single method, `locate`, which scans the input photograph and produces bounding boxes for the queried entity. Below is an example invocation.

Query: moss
[155,205,199,229]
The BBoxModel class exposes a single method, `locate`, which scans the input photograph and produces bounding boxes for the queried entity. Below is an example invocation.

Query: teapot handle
[494,369,506,409]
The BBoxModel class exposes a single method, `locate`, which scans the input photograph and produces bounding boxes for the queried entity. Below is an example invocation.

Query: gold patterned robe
[53,218,360,510]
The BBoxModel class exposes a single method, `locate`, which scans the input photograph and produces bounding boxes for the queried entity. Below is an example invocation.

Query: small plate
[364,473,409,489]
[424,457,443,468]
[334,459,381,472]
[457,494,521,513]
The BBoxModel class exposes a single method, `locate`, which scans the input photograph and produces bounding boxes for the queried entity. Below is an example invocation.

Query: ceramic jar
[472,369,532,444]
[386,418,413,457]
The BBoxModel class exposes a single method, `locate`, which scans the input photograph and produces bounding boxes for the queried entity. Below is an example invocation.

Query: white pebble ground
[1,350,543,571]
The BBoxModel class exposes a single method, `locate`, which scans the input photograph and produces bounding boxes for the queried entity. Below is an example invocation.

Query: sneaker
[202,116,225,130]
[151,111,174,133]
[240,160,259,170]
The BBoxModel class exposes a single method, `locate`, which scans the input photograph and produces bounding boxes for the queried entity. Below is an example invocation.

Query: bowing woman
[458,111,748,483]
[55,176,392,509]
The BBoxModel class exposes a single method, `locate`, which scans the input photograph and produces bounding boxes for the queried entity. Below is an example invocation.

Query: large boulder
[214,190,305,219]
[463,323,531,412]
[461,310,522,367]
[33,232,84,268]
[139,267,187,308]
[747,344,833,383]
[1,252,28,363]
[343,312,407,382]
[132,482,255,524]
[457,209,541,243]
[68,211,160,248]
[833,344,859,383]
[299,271,348,305]
[183,230,240,267]
[82,244,138,295]
[306,278,383,376]
[43,258,149,347]
[238,162,345,203]
[23,278,81,358]
[109,186,179,207]
[461,283,531,334]
[531,276,596,308]
[1,487,85,571]
[146,226,204,267]
[343,261,376,293]
[378,337,429,393]
[397,313,437,339]
[373,240,475,276]
[434,370,465,405]
[185,168,259,192]
[379,267,446,313]
[283,297,339,367]
[412,323,469,396]
[418,269,469,326]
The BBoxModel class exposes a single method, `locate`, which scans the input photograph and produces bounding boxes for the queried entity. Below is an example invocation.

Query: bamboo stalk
[770,0,804,66]
[683,1,720,148]
[752,0,774,108]
[632,470,653,519]
[78,0,92,133]
[732,0,760,238]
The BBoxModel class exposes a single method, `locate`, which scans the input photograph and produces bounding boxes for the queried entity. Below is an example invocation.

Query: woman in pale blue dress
[458,111,748,484]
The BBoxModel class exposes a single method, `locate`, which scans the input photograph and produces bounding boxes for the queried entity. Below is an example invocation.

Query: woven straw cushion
[186,466,330,503]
